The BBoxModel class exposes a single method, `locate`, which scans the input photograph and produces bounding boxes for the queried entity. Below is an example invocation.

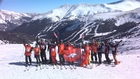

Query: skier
[50,41,57,66]
[90,39,98,63]
[65,41,75,67]
[23,43,33,66]
[109,40,122,65]
[39,39,47,64]
[33,44,41,66]
[104,41,111,64]
[97,41,103,64]
[80,51,88,67]
[82,42,91,66]
[58,40,65,66]
[48,38,53,64]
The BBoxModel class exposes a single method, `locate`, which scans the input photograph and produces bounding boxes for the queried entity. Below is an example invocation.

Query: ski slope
[0,43,140,79]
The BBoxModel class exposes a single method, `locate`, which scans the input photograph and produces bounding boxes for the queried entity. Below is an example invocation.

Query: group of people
[81,39,122,67]
[23,38,122,68]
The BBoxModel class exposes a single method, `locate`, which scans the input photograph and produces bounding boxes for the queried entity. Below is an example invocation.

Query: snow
[0,43,140,79]
[105,0,140,11]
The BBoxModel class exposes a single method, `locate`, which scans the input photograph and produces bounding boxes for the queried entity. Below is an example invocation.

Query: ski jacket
[65,45,73,55]
[58,43,65,55]
[105,44,110,54]
[24,44,32,56]
[50,45,56,57]
[39,43,46,52]
[33,47,40,55]
[83,45,91,56]
[97,43,103,52]
[109,40,122,53]
[90,42,98,53]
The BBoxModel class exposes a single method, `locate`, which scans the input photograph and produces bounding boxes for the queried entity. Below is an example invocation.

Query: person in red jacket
[83,42,91,65]
[65,41,75,66]
[80,51,88,67]
[24,43,33,66]
[58,40,65,65]
[104,42,111,64]
[33,44,41,66]
[90,39,98,63]
[50,41,57,66]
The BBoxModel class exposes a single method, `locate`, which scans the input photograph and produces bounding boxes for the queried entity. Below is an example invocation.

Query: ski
[55,65,59,69]
[89,64,93,69]
[72,65,76,69]
[69,65,73,70]
[53,65,55,69]
[60,66,63,70]
[45,65,49,69]
[24,65,30,72]
[63,65,67,69]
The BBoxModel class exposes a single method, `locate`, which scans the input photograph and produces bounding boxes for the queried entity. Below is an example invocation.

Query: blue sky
[0,0,119,13]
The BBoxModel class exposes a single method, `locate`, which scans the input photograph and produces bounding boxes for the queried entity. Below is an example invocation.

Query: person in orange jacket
[33,44,41,66]
[104,42,111,64]
[23,43,33,66]
[58,40,65,65]
[80,51,88,67]
[90,39,98,63]
[50,41,57,65]
[82,42,91,65]
[65,41,75,66]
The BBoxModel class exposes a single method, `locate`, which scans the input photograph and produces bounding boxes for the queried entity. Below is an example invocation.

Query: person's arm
[108,42,113,47]
[23,44,26,46]
[116,40,122,47]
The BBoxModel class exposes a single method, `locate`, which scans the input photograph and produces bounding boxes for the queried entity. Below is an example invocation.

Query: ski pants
[91,51,97,62]
[35,55,41,64]
[59,54,65,65]
[25,56,32,65]
[40,51,47,64]
[98,52,102,64]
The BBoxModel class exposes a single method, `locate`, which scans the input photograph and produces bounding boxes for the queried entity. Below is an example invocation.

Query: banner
[63,48,81,62]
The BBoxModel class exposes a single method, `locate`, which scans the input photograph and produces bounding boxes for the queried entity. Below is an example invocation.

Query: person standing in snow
[82,42,91,65]
[80,51,88,67]
[50,41,57,66]
[90,39,98,63]
[33,44,41,66]
[97,41,103,64]
[104,41,111,64]
[58,40,65,66]
[39,39,47,64]
[65,41,75,66]
[23,43,33,66]
[109,40,122,65]
[48,38,53,64]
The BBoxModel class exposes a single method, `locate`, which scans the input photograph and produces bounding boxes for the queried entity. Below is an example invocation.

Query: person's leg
[91,51,94,61]
[62,54,65,65]
[98,52,102,64]
[59,54,62,65]
[36,56,39,64]
[29,56,32,65]
[49,51,52,64]
[112,52,119,65]
[43,52,47,64]
[105,53,111,64]
[25,56,28,66]
[94,53,97,62]
[40,52,44,63]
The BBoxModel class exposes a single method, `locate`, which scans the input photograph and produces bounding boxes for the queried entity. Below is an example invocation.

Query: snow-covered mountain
[0,10,38,31]
[31,0,140,21]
